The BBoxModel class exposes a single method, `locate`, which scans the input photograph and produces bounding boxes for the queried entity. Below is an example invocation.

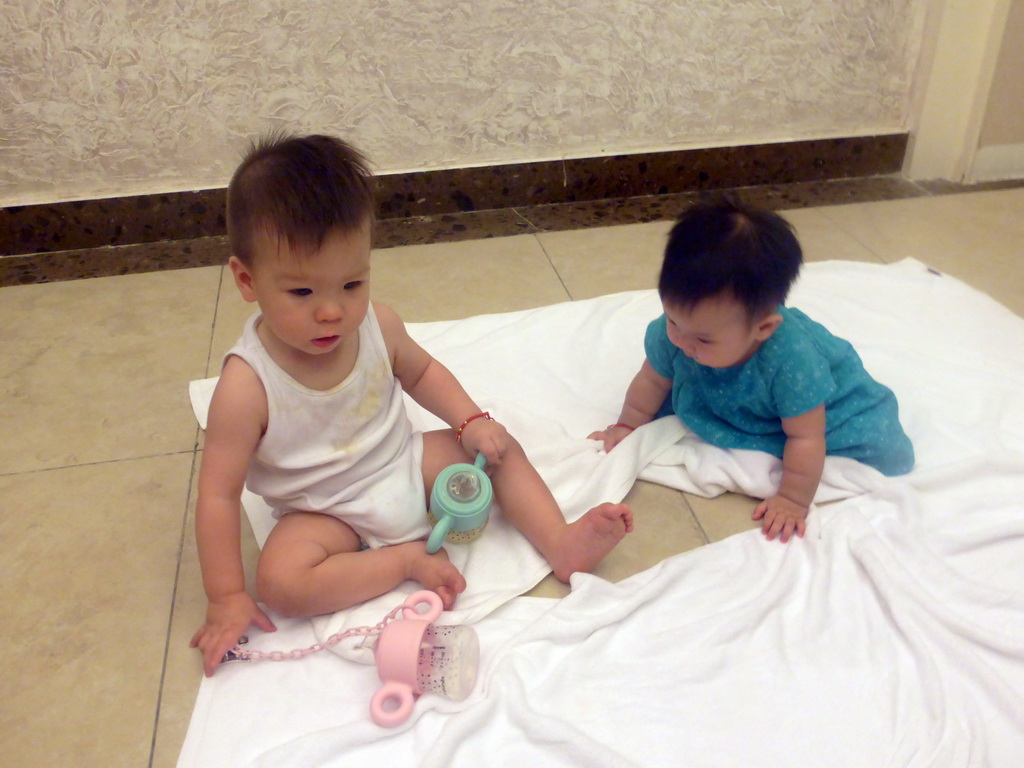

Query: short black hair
[658,196,802,321]
[226,132,375,265]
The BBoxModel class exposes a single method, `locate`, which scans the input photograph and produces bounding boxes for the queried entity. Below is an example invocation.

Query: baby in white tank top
[191,134,634,678]
[229,306,429,549]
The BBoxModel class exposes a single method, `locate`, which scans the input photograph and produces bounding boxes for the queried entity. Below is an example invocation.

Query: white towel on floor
[182,258,1024,767]
[178,471,1024,768]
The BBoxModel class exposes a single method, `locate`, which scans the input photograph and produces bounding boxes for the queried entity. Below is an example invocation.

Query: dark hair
[227,132,375,264]
[658,196,802,321]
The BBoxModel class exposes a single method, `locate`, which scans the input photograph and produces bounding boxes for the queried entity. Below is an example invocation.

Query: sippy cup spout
[447,468,482,502]
[445,453,488,502]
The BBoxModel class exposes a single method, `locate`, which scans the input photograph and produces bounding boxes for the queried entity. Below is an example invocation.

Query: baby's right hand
[190,592,277,677]
[460,416,510,468]
[587,424,635,453]
[406,542,467,610]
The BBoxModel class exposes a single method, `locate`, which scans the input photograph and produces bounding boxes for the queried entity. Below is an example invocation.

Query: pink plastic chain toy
[222,590,479,728]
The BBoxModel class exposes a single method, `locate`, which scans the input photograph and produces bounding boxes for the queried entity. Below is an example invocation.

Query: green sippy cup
[425,453,493,554]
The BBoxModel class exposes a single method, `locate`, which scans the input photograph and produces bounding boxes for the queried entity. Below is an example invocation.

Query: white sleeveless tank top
[226,304,428,548]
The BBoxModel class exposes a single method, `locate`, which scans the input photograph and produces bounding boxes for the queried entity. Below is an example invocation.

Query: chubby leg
[423,430,633,583]
[256,511,466,617]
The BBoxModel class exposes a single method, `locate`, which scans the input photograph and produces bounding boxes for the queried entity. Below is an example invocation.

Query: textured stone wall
[0,0,925,205]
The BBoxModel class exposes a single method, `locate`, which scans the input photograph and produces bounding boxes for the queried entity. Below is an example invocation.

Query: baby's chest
[682,366,777,418]
[287,341,362,391]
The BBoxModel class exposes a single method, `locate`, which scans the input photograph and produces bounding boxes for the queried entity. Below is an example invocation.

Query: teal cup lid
[425,453,493,553]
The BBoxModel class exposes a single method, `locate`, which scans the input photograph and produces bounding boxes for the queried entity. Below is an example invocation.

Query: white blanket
[181,259,1024,767]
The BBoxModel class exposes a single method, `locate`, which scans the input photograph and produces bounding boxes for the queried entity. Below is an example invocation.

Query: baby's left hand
[753,495,808,543]
[460,416,511,468]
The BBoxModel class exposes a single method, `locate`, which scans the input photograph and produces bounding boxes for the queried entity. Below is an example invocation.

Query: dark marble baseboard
[2,134,907,258]
[2,133,1022,287]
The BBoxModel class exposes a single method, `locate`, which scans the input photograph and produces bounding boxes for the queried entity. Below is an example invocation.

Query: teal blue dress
[645,306,914,476]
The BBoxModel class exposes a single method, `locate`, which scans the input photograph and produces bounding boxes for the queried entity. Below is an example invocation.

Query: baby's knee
[255,559,310,618]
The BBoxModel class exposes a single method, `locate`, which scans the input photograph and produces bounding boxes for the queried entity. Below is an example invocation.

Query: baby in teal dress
[591,197,914,543]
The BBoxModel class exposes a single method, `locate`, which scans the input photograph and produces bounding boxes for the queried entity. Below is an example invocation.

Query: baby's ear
[228,255,258,303]
[754,312,783,341]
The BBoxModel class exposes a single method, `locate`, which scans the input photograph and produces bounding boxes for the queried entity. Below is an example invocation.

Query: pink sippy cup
[370,590,480,727]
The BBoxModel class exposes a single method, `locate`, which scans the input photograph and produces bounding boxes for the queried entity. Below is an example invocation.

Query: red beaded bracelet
[612,422,636,432]
[456,411,494,443]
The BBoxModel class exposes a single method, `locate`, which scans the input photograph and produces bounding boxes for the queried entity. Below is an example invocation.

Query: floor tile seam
[530,231,574,301]
[203,265,225,378]
[905,179,936,197]
[810,206,894,265]
[149,447,201,768]
[509,206,542,232]
[680,493,711,546]
[0,449,198,478]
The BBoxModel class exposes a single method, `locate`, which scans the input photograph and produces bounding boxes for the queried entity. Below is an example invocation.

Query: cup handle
[370,681,417,727]
[402,589,443,622]
[425,514,451,554]
[474,452,487,470]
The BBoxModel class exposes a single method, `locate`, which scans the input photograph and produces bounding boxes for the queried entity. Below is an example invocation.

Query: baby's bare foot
[551,502,633,582]
[407,543,466,609]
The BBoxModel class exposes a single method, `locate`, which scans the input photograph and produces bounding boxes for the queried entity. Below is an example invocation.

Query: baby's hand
[460,415,511,468]
[753,495,808,543]
[405,542,467,610]
[190,591,277,677]
[587,424,634,453]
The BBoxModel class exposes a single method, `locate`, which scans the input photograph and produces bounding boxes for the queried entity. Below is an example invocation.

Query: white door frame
[903,0,1013,181]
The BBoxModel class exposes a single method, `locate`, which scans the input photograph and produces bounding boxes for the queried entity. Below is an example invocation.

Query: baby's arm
[375,303,510,463]
[753,404,826,543]
[589,359,672,452]
[190,356,277,676]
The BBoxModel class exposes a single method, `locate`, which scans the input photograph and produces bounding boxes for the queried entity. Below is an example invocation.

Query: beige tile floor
[1,187,1022,767]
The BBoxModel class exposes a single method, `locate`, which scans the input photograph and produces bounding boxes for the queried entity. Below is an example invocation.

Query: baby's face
[662,294,776,368]
[234,222,372,360]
